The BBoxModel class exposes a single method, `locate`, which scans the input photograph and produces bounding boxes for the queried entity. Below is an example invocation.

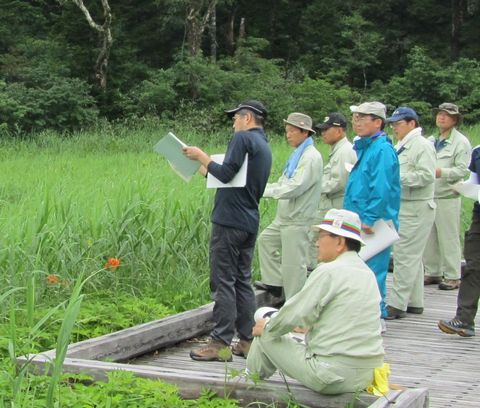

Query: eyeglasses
[389,120,406,129]
[352,113,373,123]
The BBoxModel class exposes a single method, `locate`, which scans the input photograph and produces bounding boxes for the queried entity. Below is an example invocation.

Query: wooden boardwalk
[382,277,479,407]
[131,276,480,408]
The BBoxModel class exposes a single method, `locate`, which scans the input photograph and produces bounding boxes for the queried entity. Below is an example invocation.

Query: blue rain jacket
[344,133,401,229]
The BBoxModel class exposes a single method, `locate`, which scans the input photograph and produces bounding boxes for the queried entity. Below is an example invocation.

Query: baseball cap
[350,102,387,120]
[386,107,419,123]
[315,112,347,131]
[225,100,267,118]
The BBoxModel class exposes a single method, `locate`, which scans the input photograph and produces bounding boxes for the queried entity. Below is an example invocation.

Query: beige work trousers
[246,334,374,395]
[389,200,436,310]
[423,197,462,280]
[258,221,311,299]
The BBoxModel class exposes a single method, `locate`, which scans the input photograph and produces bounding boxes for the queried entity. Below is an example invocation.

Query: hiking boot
[424,275,442,285]
[254,281,283,297]
[438,318,475,337]
[406,306,424,314]
[190,339,232,362]
[385,305,407,320]
[439,279,460,290]
[231,339,252,358]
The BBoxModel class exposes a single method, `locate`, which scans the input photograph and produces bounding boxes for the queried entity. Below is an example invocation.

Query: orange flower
[105,257,121,270]
[47,274,60,284]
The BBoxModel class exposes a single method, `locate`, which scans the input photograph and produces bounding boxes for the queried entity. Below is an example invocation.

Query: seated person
[246,209,384,394]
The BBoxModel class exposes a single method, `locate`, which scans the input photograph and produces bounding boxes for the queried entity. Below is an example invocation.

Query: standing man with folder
[343,102,400,329]
[183,100,272,361]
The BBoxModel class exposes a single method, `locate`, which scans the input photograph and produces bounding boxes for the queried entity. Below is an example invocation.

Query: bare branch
[72,0,104,33]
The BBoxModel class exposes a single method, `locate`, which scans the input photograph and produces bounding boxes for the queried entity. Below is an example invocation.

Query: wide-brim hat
[433,102,462,118]
[312,208,365,245]
[225,100,267,118]
[283,112,315,133]
[350,102,387,120]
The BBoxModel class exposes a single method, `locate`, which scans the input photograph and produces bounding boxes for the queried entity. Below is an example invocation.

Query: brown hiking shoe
[439,279,460,290]
[424,275,442,285]
[190,339,232,362]
[231,339,252,358]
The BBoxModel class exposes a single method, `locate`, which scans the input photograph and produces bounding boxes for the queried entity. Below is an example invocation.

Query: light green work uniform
[423,128,471,280]
[388,129,436,311]
[247,251,384,395]
[318,137,357,218]
[308,137,357,268]
[258,144,323,299]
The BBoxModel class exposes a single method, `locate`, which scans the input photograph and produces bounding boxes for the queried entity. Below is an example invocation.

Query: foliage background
[1,1,479,405]
[1,0,480,134]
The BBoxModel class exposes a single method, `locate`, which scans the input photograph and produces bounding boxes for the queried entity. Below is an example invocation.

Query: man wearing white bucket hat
[246,209,384,394]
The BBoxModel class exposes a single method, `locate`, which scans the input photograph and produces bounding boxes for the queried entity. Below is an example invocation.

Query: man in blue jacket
[343,102,400,329]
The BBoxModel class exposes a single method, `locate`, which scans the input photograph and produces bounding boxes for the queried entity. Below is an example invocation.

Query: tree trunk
[238,17,245,43]
[226,12,235,54]
[72,0,113,90]
[185,0,217,57]
[209,4,217,61]
[451,0,464,59]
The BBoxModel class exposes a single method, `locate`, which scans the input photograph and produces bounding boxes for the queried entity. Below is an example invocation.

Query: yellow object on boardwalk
[366,363,391,396]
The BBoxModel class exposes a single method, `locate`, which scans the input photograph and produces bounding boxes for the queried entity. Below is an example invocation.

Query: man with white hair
[246,209,384,395]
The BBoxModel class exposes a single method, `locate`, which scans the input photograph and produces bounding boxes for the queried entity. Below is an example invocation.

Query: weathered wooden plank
[368,388,428,408]
[21,275,480,408]
[18,354,381,408]
[44,290,278,361]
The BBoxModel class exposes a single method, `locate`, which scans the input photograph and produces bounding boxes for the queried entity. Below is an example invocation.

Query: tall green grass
[0,120,478,406]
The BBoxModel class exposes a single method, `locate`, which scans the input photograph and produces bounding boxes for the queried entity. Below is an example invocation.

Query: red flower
[105,257,121,270]
[47,274,60,284]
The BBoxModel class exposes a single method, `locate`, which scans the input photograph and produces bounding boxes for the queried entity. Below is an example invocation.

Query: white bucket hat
[312,208,365,245]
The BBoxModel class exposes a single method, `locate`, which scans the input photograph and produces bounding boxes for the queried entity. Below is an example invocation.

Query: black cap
[224,100,267,118]
[315,112,347,131]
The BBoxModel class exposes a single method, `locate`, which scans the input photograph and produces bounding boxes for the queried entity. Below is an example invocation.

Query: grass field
[0,120,478,406]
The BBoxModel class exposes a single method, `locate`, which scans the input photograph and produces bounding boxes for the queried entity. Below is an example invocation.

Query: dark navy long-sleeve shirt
[207,127,272,234]
[470,145,480,214]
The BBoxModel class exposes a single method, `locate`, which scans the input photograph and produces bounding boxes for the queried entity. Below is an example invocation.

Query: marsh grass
[0,121,478,406]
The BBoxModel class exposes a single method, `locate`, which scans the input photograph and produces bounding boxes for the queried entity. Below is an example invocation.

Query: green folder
[153,132,201,182]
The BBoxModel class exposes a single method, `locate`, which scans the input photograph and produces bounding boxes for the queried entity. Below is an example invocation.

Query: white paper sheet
[153,132,200,182]
[207,154,248,188]
[359,219,400,262]
[451,171,480,201]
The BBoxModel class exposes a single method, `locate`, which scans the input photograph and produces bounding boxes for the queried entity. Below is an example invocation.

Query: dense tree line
[1,0,479,134]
